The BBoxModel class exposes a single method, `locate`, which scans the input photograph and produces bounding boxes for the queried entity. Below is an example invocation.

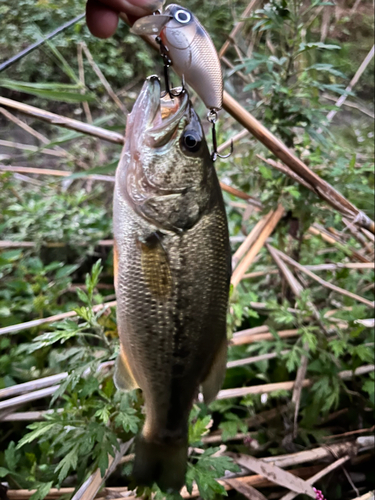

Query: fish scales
[113,76,230,491]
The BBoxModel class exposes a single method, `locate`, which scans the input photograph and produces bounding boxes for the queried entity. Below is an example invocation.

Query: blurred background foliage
[0,0,374,498]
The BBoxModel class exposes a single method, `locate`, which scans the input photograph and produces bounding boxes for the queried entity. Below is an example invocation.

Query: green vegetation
[0,0,374,499]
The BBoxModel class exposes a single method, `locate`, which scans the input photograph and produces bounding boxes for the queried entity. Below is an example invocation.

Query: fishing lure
[131,4,232,160]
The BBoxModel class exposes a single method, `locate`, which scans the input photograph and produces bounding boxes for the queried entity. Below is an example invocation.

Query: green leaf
[55,445,79,483]
[29,482,53,500]
[16,423,57,449]
[0,467,9,477]
[0,79,95,103]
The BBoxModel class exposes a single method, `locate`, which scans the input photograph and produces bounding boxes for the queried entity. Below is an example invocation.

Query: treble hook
[207,110,234,162]
[155,36,185,99]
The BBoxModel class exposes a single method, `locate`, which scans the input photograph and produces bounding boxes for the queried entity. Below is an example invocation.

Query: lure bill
[131,4,223,111]
[113,76,231,491]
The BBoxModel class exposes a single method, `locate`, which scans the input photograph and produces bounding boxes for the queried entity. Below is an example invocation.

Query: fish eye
[181,132,201,153]
[174,9,191,24]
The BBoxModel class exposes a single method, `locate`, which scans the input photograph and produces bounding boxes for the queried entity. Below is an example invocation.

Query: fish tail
[133,434,188,492]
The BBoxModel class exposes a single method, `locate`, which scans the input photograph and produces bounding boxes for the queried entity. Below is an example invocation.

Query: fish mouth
[131,76,189,147]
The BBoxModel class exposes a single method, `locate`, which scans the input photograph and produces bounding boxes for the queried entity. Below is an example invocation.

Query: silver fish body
[113,76,230,491]
[131,5,223,110]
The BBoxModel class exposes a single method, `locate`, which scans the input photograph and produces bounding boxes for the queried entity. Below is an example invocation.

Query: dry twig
[274,246,374,308]
[231,204,285,287]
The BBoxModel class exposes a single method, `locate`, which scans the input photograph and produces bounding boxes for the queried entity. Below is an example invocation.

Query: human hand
[86,0,162,39]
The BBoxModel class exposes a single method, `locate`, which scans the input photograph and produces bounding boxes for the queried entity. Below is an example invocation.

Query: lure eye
[181,132,201,153]
[174,9,191,24]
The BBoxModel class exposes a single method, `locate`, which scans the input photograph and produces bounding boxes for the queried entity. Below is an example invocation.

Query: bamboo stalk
[273,246,375,308]
[0,300,117,336]
[231,204,285,287]
[232,211,273,268]
[0,97,124,144]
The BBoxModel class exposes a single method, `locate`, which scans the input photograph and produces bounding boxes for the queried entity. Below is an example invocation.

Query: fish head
[116,76,213,230]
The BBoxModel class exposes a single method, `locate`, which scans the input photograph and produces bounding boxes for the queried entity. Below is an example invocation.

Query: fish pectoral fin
[200,338,227,405]
[140,232,172,300]
[114,348,139,392]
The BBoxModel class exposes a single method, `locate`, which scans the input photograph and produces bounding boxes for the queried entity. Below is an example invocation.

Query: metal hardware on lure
[155,35,185,99]
[207,110,234,162]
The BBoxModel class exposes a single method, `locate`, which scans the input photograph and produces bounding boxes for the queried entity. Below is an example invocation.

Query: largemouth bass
[113,76,231,491]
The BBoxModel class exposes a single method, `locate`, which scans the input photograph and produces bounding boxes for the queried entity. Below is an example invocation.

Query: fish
[113,75,231,491]
[131,5,223,111]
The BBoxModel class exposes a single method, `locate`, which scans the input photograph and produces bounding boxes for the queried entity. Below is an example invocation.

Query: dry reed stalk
[325,45,375,124]
[309,225,371,263]
[0,107,66,156]
[77,43,93,124]
[323,93,375,119]
[216,364,374,400]
[257,155,316,192]
[0,386,59,411]
[231,204,285,287]
[0,300,117,336]
[219,181,262,207]
[0,373,67,400]
[242,261,375,280]
[0,239,115,249]
[280,455,351,500]
[80,43,127,115]
[227,350,290,368]
[228,453,316,497]
[232,211,274,268]
[221,55,250,84]
[224,479,267,500]
[71,440,133,500]
[0,139,65,157]
[0,97,124,144]
[219,0,259,58]
[0,165,116,182]
[231,329,299,346]
[274,247,374,308]
[217,128,249,154]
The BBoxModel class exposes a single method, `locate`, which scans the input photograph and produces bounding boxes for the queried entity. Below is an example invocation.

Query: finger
[86,0,119,38]
[91,0,157,18]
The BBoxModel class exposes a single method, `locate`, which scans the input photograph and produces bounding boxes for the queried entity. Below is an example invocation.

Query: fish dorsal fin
[140,232,172,300]
[114,348,139,392]
[200,338,227,404]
